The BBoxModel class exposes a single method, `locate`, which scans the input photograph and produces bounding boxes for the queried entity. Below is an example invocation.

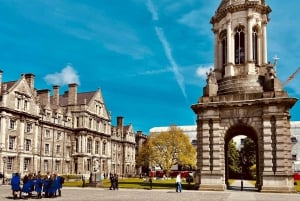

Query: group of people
[11,171,64,199]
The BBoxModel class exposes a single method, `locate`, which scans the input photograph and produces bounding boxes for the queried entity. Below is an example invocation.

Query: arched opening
[252,26,259,65]
[224,124,259,191]
[220,30,227,77]
[234,26,245,64]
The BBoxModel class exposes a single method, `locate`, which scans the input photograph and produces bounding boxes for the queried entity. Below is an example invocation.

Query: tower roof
[217,0,265,11]
[212,0,271,24]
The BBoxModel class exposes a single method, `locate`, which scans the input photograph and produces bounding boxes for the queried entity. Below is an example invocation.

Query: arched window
[220,30,227,76]
[234,26,245,64]
[252,26,258,65]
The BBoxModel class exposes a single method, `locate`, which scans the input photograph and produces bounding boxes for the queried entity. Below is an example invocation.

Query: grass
[64,178,300,192]
[294,180,300,192]
[64,177,196,190]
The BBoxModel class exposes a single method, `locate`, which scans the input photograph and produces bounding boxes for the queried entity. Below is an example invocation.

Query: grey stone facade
[191,0,298,192]
[0,71,138,179]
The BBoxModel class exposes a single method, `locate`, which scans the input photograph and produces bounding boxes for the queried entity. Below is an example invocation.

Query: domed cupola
[203,0,280,96]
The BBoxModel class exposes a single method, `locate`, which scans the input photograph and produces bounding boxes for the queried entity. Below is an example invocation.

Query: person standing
[82,174,85,188]
[176,173,182,193]
[149,177,153,190]
[11,173,21,199]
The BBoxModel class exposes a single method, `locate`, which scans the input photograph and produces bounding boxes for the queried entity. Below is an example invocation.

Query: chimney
[53,85,60,105]
[37,89,50,106]
[0,69,3,93]
[25,73,35,89]
[68,83,78,105]
[117,116,124,129]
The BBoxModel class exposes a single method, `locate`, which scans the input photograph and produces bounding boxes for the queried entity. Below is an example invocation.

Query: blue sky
[0,0,299,133]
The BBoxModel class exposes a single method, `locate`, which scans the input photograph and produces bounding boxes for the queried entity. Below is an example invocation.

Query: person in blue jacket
[20,173,34,199]
[34,172,43,199]
[11,173,21,199]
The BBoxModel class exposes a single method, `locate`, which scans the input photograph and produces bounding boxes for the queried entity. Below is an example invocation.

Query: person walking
[176,173,182,193]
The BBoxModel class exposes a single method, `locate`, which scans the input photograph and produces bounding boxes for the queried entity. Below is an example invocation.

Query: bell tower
[192,0,298,192]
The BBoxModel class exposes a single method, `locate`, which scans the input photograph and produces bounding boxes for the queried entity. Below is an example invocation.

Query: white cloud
[146,0,159,21]
[44,64,80,86]
[196,65,214,79]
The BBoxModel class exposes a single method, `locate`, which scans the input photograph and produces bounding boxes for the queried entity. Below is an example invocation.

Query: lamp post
[2,156,7,184]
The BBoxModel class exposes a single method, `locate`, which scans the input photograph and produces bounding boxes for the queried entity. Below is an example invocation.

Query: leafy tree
[227,139,240,178]
[137,125,196,174]
[241,137,256,179]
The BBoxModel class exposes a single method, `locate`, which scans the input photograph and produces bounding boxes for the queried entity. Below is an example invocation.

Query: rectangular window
[26,123,32,133]
[102,142,106,155]
[44,160,48,171]
[10,119,16,129]
[87,159,91,171]
[45,144,50,155]
[56,132,61,140]
[16,98,21,109]
[24,158,30,171]
[56,145,60,154]
[7,157,14,170]
[25,139,31,151]
[45,130,50,138]
[87,139,92,153]
[55,161,60,172]
[9,136,15,150]
[95,141,99,154]
[24,100,28,111]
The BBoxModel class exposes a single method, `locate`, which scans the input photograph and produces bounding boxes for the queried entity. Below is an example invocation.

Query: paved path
[1,184,300,201]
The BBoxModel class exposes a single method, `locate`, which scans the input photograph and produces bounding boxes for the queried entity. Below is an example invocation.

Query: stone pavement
[1,183,300,201]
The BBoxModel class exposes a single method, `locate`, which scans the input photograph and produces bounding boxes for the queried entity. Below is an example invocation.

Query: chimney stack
[68,83,78,105]
[117,116,124,129]
[25,73,35,89]
[37,89,50,106]
[53,85,60,105]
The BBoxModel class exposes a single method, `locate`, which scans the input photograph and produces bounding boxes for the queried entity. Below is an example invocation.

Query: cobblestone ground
[1,184,300,201]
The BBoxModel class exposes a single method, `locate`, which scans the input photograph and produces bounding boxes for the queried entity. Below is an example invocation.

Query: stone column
[226,19,234,77]
[34,122,39,171]
[0,112,7,147]
[19,118,25,151]
[262,19,268,64]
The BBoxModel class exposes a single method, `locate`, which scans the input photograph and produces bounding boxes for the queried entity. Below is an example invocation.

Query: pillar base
[261,186,296,193]
[261,174,296,193]
[199,184,226,191]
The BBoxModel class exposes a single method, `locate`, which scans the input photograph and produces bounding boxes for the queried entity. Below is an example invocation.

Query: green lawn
[294,180,300,192]
[64,177,196,190]
[64,178,300,192]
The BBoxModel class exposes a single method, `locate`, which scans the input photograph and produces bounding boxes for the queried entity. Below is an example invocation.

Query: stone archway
[224,124,260,191]
[191,0,298,193]
[191,98,297,193]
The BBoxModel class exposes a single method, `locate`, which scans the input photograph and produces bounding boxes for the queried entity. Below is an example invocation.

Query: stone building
[0,70,136,178]
[191,0,298,192]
